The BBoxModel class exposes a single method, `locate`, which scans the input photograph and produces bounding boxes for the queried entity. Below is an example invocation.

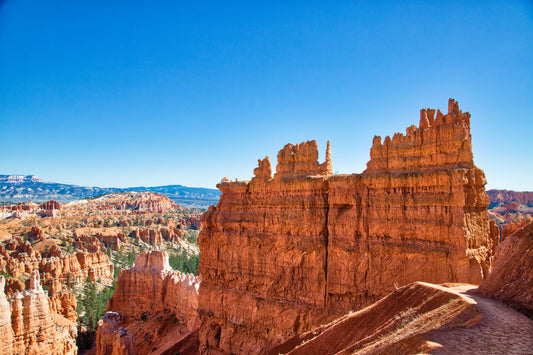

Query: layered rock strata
[0,272,77,354]
[105,251,200,354]
[95,312,137,355]
[198,99,495,354]
[39,249,113,283]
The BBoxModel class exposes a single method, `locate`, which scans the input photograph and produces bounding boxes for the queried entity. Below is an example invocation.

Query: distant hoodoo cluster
[198,99,498,354]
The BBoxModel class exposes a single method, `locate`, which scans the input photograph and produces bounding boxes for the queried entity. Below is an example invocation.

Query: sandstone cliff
[198,99,495,354]
[39,249,113,284]
[95,312,137,355]
[103,251,200,354]
[0,272,77,354]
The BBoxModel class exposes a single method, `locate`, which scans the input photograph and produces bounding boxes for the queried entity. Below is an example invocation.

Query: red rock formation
[129,228,162,247]
[253,156,273,181]
[1,237,41,277]
[28,225,47,242]
[177,215,202,231]
[0,276,14,353]
[188,215,202,230]
[75,251,114,281]
[160,226,183,243]
[275,140,332,179]
[40,200,61,210]
[47,279,77,322]
[73,234,104,253]
[39,250,113,283]
[0,272,77,354]
[198,99,495,353]
[478,222,533,317]
[88,192,182,213]
[105,251,199,354]
[501,218,530,241]
[487,189,533,207]
[0,235,110,323]
[95,312,137,355]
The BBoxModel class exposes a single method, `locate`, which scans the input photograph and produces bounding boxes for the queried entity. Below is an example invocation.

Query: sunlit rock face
[198,99,496,354]
[0,272,77,355]
[103,251,200,354]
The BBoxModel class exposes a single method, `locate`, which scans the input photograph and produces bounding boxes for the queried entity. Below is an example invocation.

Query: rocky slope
[198,99,497,354]
[269,282,481,354]
[100,251,200,355]
[477,221,533,317]
[270,282,533,354]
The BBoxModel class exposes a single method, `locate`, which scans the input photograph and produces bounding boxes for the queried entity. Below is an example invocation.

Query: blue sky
[0,1,532,190]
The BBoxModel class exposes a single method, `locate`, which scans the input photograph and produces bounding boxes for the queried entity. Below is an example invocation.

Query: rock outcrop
[0,272,77,354]
[478,221,533,317]
[487,189,533,207]
[44,277,78,322]
[198,99,495,354]
[104,251,200,354]
[95,312,137,355]
[86,192,182,213]
[40,200,61,210]
[129,228,163,247]
[39,250,113,283]
[501,218,530,241]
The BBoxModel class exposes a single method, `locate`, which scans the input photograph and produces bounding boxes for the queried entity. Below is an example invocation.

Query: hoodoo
[198,99,497,354]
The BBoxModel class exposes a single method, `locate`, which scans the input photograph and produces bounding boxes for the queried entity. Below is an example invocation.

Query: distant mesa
[0,175,42,183]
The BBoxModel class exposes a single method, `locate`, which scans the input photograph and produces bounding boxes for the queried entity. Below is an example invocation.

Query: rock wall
[198,99,496,354]
[103,251,200,354]
[39,250,113,283]
[95,312,137,355]
[0,272,77,354]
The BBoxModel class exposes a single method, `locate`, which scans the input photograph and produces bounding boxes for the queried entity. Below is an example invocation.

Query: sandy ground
[426,285,533,354]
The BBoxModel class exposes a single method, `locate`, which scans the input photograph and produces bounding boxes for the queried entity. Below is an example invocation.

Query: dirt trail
[425,285,533,354]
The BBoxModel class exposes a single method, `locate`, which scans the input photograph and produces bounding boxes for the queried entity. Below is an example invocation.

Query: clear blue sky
[1,1,531,190]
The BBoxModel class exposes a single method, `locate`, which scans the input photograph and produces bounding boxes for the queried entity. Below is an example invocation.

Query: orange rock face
[104,251,200,354]
[39,250,113,283]
[40,199,61,210]
[478,221,533,317]
[0,272,77,354]
[86,192,182,213]
[129,228,163,247]
[95,312,137,355]
[198,99,495,354]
